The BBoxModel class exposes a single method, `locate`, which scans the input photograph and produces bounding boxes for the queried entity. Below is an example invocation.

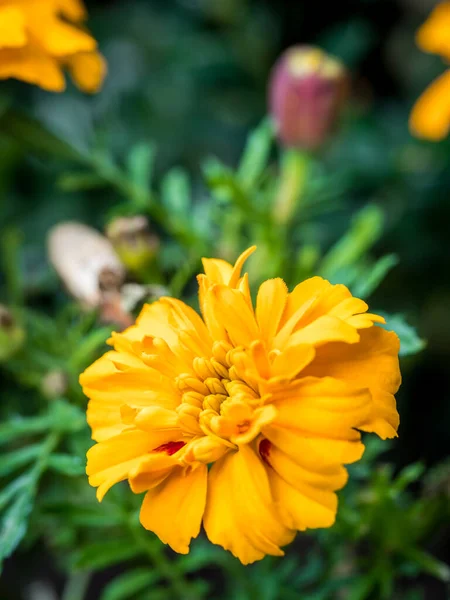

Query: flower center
[175,341,271,448]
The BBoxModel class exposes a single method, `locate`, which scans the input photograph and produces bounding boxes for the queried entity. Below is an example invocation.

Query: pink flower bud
[269,46,348,150]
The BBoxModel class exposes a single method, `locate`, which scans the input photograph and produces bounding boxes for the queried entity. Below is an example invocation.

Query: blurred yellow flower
[80,247,401,564]
[0,0,106,92]
[410,2,450,140]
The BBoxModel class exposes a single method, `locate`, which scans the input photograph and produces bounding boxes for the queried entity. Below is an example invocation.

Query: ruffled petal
[81,351,180,442]
[140,464,207,554]
[203,446,294,564]
[267,467,338,530]
[263,424,365,468]
[86,430,154,501]
[271,376,372,439]
[302,326,401,438]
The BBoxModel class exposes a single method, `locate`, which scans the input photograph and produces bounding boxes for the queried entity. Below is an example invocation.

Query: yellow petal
[259,438,348,492]
[86,430,153,501]
[140,464,207,554]
[287,315,360,347]
[0,46,65,91]
[201,258,233,285]
[57,0,88,22]
[211,286,260,347]
[272,377,372,439]
[26,9,97,56]
[160,297,212,352]
[281,277,331,325]
[277,279,375,345]
[303,326,401,438]
[0,7,26,49]
[129,450,182,493]
[67,51,106,93]
[263,424,365,469]
[203,446,294,564]
[228,246,257,288]
[201,246,256,288]
[197,278,229,341]
[132,406,180,433]
[81,351,180,442]
[270,344,315,379]
[183,436,229,464]
[267,467,337,530]
[300,284,352,326]
[123,301,179,346]
[256,278,288,343]
[416,2,450,58]
[328,297,368,321]
[410,70,450,141]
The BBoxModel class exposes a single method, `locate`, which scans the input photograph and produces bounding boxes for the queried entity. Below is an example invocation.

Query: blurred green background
[0,0,449,598]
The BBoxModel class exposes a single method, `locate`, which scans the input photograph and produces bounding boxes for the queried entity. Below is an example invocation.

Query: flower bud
[269,46,348,150]
[105,216,160,278]
[0,305,25,362]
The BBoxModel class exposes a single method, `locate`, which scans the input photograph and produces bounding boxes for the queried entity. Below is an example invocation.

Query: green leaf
[47,454,85,477]
[57,172,107,192]
[0,492,33,565]
[238,118,273,190]
[319,204,384,280]
[68,326,112,372]
[293,244,321,282]
[0,415,51,445]
[378,313,426,356]
[346,573,377,600]
[127,142,155,192]
[352,254,399,299]
[0,474,32,511]
[41,502,122,528]
[203,158,255,213]
[393,463,425,494]
[48,401,86,434]
[203,158,237,202]
[320,18,375,67]
[73,540,141,571]
[101,569,160,600]
[177,543,226,572]
[404,548,450,582]
[0,110,88,163]
[0,445,41,477]
[161,167,191,217]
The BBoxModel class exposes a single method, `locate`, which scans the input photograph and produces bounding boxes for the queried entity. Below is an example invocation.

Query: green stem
[30,431,60,485]
[169,254,201,298]
[274,150,310,225]
[62,572,91,600]
[68,325,112,373]
[0,228,24,306]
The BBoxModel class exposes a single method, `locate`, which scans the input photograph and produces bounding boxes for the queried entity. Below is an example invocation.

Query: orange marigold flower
[0,0,106,92]
[410,2,450,140]
[80,246,401,564]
